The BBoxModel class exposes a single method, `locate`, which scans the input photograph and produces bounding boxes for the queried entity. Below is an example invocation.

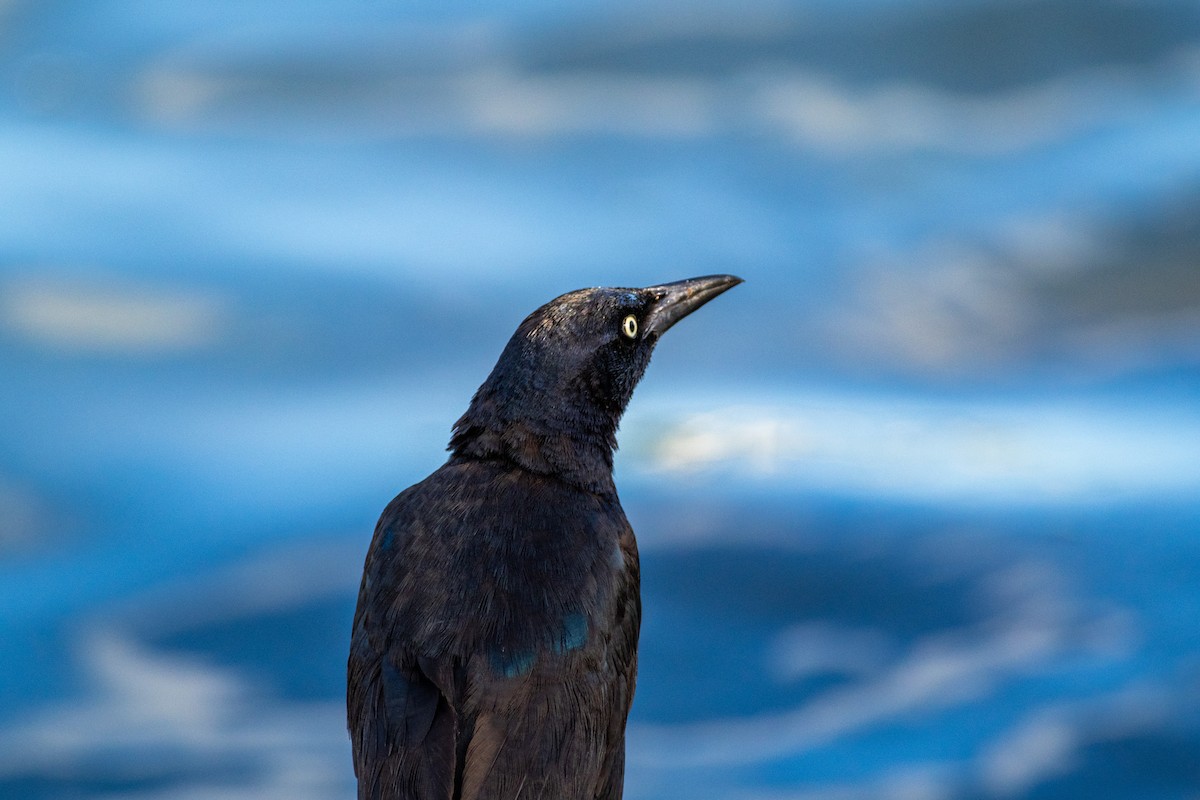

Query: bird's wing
[348,626,465,800]
[593,526,642,800]
[347,483,468,800]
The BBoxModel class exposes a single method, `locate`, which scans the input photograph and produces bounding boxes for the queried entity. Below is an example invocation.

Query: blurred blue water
[2,1,1199,798]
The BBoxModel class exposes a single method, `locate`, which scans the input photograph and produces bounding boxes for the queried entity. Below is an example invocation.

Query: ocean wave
[626,392,1200,504]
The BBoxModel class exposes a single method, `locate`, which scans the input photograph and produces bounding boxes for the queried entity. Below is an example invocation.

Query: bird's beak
[643,274,744,338]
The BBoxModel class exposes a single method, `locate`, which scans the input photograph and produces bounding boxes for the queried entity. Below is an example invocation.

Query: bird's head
[449,275,742,492]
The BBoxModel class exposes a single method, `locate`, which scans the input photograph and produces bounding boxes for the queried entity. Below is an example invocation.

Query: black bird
[347,275,742,800]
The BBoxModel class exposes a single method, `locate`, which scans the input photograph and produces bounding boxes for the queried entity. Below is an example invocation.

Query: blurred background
[2,1,1199,798]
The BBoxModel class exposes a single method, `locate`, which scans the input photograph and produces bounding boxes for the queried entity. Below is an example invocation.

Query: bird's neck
[449,394,620,496]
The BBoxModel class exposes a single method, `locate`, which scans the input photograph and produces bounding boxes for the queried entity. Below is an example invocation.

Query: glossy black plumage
[348,276,741,800]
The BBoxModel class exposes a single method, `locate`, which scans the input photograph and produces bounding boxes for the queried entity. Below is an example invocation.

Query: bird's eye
[621,315,638,339]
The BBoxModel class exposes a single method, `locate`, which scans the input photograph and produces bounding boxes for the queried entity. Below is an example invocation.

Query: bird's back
[348,457,641,800]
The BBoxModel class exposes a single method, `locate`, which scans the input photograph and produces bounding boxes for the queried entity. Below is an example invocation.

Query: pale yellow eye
[621,315,638,339]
